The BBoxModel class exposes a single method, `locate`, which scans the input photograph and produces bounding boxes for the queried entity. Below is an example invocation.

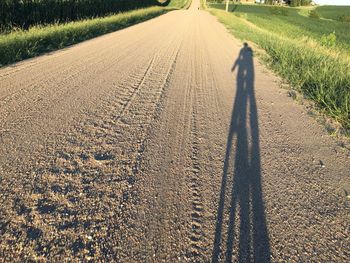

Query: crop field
[208,3,350,130]
[0,0,160,32]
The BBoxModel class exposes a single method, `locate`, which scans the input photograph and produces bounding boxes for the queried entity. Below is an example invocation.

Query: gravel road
[0,0,349,261]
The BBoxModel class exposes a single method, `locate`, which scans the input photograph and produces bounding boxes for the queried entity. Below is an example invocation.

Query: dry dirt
[0,0,349,262]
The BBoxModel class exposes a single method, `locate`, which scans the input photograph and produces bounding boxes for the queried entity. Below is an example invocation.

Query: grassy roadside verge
[0,0,191,67]
[208,7,350,131]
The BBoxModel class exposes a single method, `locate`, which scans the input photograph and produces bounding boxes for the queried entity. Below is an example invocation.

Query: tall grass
[209,7,350,130]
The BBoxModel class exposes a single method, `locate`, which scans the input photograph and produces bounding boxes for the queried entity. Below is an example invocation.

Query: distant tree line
[0,0,160,31]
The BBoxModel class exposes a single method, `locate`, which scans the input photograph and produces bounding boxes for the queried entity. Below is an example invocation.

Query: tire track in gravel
[116,36,186,263]
[185,18,209,262]
[113,56,156,124]
[126,21,195,262]
[187,105,206,262]
[0,51,140,143]
[0,34,135,103]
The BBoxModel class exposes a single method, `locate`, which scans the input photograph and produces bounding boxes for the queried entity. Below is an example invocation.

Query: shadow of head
[231,43,254,74]
[244,42,253,53]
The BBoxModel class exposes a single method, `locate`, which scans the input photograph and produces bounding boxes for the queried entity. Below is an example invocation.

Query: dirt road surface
[0,0,349,261]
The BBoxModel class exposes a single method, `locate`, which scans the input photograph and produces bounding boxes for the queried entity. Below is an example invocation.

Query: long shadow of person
[211,43,271,263]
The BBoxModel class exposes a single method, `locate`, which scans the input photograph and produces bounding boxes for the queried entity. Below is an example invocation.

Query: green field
[208,3,350,130]
[209,3,350,52]
[315,5,350,21]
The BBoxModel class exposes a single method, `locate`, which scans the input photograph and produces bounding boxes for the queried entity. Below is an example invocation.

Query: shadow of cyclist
[211,43,271,263]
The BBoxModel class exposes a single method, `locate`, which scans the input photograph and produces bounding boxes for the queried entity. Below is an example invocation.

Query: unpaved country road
[0,0,349,261]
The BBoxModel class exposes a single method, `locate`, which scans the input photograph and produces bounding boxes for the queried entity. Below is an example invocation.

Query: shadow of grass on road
[212,43,271,263]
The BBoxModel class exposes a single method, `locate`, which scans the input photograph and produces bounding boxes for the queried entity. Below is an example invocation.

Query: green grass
[315,5,350,21]
[0,0,190,67]
[208,4,350,130]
